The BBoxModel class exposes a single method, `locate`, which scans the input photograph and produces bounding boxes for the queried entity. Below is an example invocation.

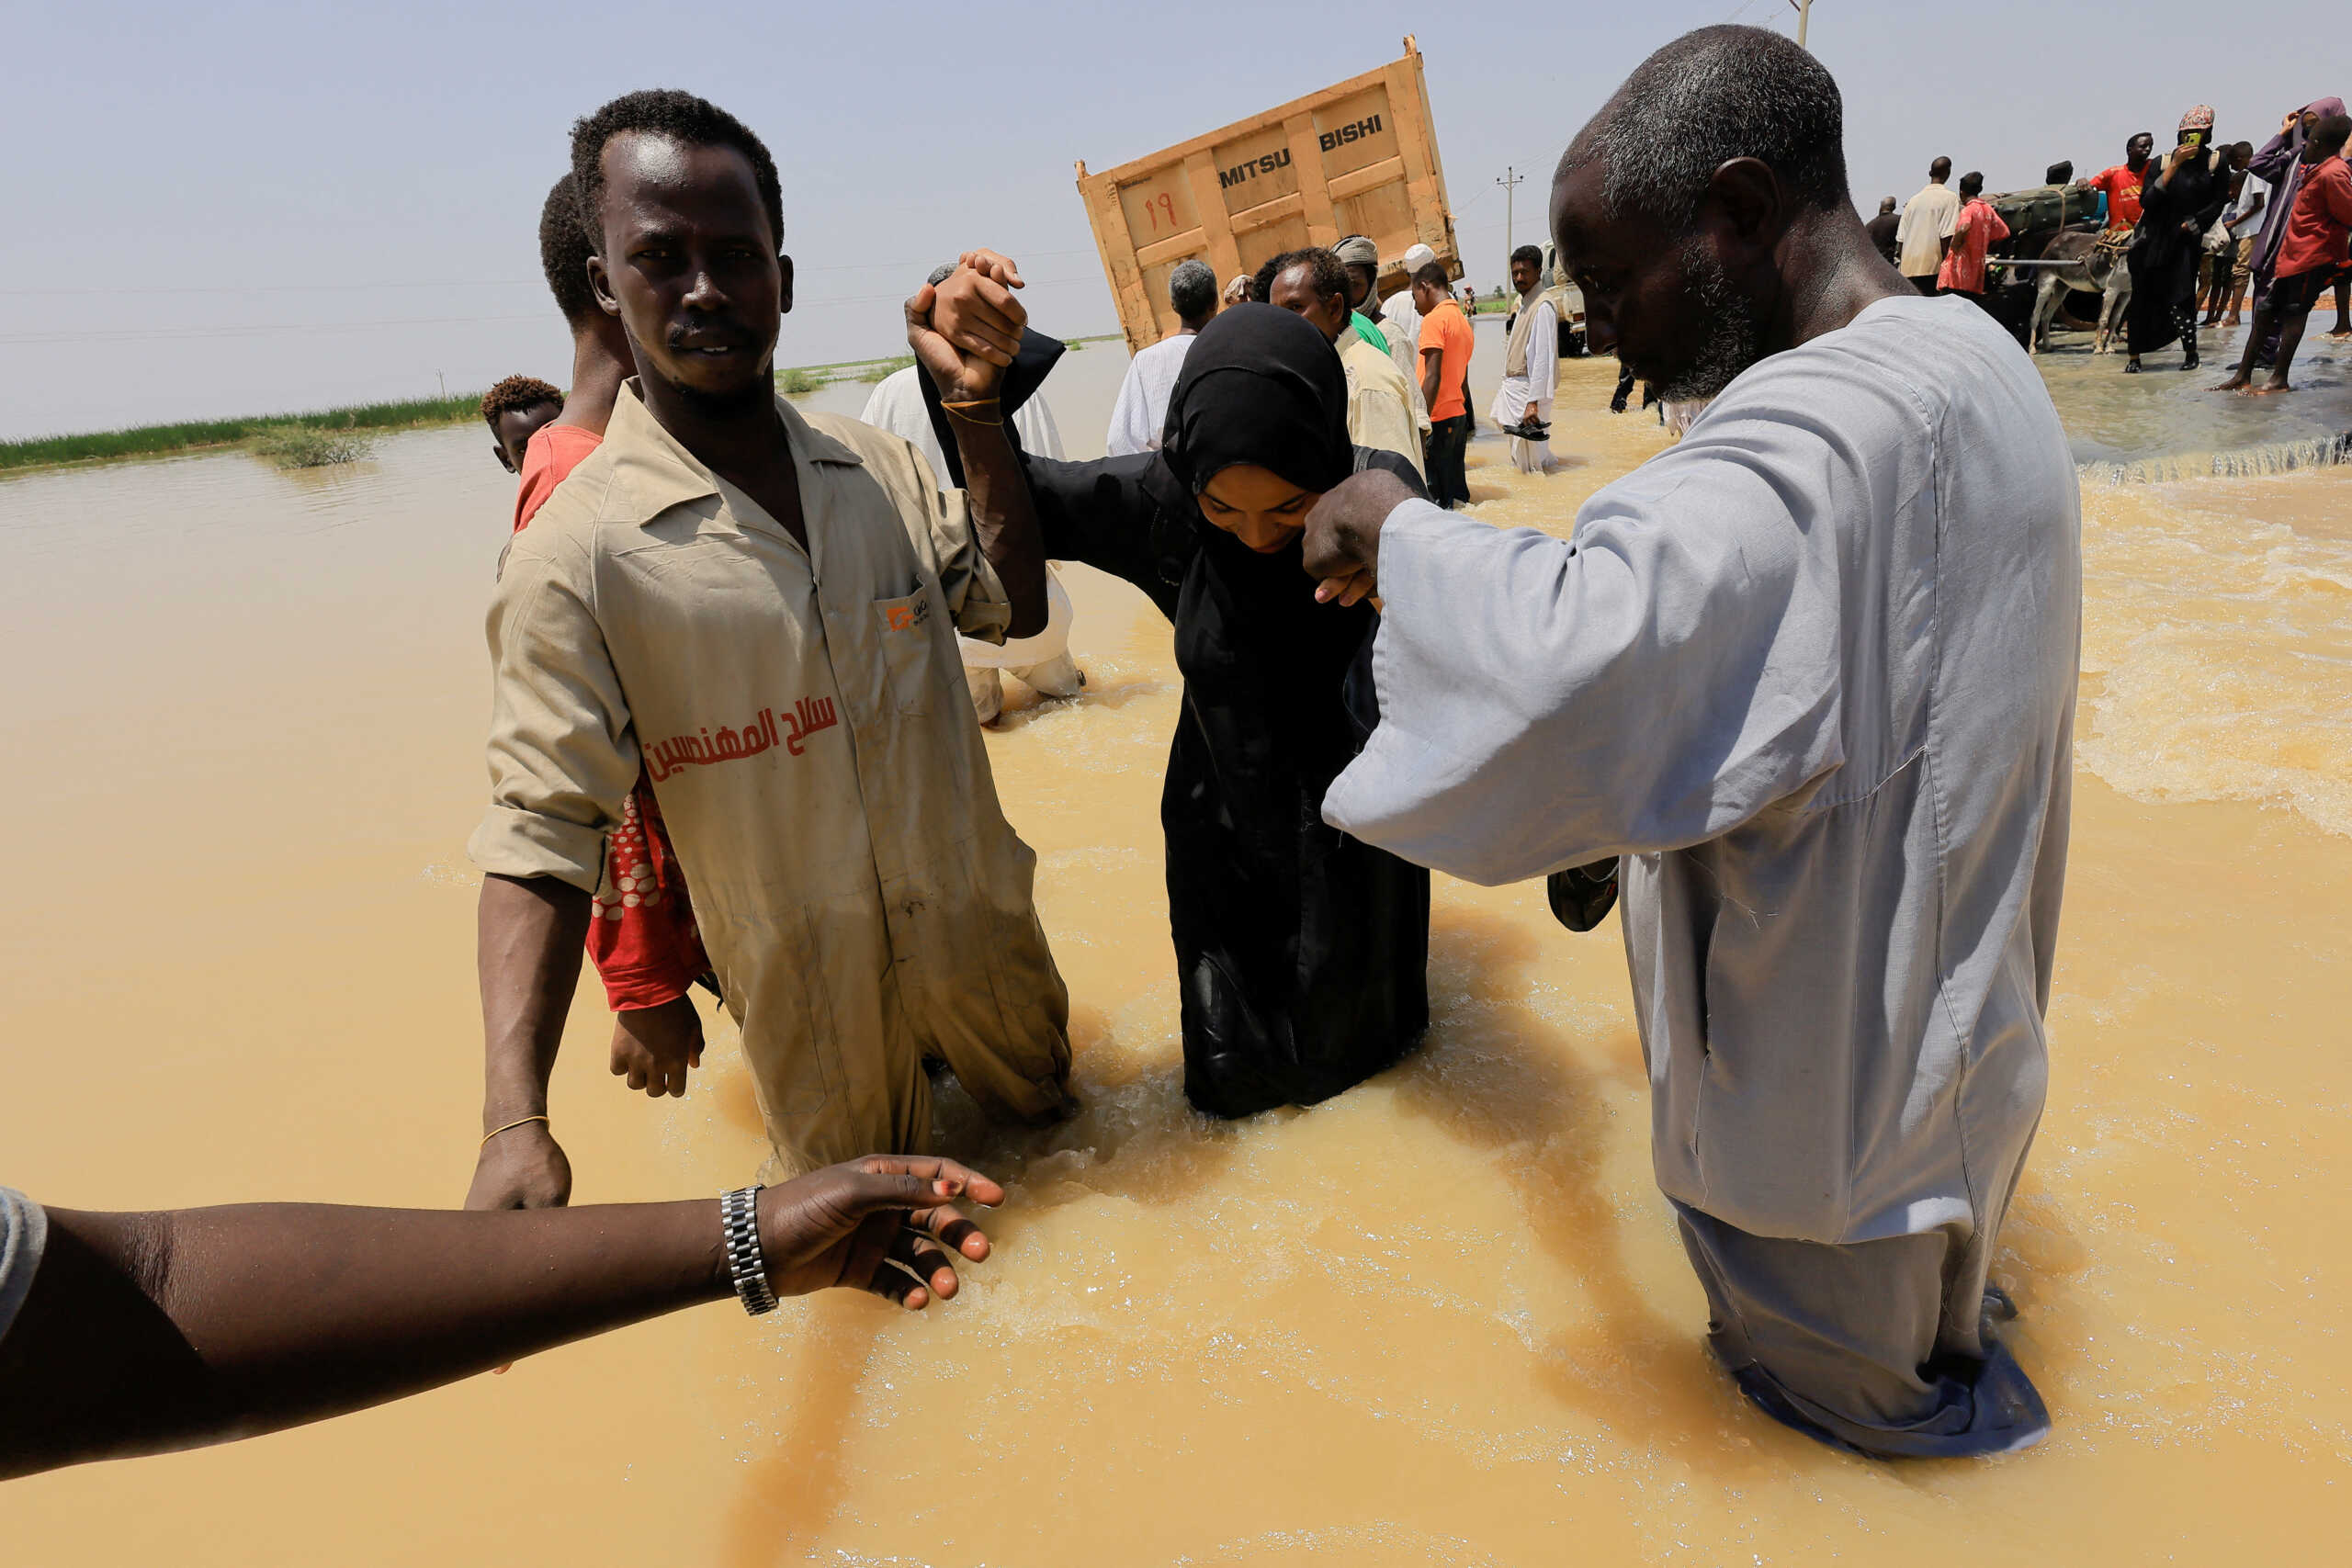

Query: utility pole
[1497,165,1524,283]
[1790,0,1813,48]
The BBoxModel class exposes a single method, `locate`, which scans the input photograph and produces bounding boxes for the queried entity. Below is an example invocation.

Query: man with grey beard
[1299,25,2079,1458]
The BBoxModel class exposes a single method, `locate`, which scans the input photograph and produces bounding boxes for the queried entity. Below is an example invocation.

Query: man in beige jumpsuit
[465,90,1071,1210]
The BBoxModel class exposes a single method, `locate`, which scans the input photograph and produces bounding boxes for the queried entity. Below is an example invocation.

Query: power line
[0,249,1104,299]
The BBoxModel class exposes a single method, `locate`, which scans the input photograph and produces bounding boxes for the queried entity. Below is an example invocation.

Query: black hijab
[1142,303,1354,517]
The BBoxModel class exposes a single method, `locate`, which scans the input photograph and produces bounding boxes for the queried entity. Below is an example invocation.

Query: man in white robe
[1301,26,2078,1460]
[1106,258,1218,457]
[1490,244,1559,474]
[860,296,1081,724]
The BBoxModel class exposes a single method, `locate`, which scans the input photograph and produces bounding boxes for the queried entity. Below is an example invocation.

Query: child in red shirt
[2217,115,2352,393]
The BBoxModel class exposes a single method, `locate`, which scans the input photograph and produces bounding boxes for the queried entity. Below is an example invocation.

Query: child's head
[2305,115,2351,164]
[481,375,561,473]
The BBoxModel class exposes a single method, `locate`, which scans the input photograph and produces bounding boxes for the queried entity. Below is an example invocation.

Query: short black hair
[537,175,601,326]
[1958,170,1984,198]
[1929,155,1951,180]
[1268,246,1349,309]
[1556,26,1850,229]
[1251,254,1283,305]
[1510,243,1544,271]
[1411,260,1451,289]
[481,374,561,431]
[2313,114,2352,157]
[570,89,785,251]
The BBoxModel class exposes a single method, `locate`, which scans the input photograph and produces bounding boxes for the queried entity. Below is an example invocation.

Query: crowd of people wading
[1864,96,2351,391]
[4,27,2350,1496]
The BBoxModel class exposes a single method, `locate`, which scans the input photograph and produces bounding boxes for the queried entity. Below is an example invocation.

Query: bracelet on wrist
[481,1113,549,1147]
[941,396,1003,422]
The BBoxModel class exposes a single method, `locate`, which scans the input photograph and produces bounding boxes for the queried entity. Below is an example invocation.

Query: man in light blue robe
[1301,26,2080,1458]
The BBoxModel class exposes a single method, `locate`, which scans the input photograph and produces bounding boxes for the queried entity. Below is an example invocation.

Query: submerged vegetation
[249,424,378,469]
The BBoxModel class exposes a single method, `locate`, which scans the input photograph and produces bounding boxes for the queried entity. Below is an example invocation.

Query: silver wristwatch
[720,1184,778,1315]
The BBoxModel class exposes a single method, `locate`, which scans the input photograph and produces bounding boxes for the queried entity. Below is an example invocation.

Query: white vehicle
[1538,242,1588,356]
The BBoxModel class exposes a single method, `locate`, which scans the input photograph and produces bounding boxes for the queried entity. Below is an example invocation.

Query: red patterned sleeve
[582,771,714,1011]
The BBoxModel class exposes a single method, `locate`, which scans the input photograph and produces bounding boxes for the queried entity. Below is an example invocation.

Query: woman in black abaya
[1021,305,1430,1118]
[2126,106,2233,372]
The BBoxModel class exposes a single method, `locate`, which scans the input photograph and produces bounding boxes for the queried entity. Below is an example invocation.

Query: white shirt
[1894,182,1961,276]
[2226,174,2268,230]
[1325,295,2080,1248]
[858,366,1064,483]
[1104,333,1195,457]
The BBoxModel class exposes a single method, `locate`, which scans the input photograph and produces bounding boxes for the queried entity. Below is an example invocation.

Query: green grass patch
[0,394,479,475]
[7,331,1136,475]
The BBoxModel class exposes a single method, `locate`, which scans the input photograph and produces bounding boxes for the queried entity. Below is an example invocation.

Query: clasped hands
[906,248,1031,405]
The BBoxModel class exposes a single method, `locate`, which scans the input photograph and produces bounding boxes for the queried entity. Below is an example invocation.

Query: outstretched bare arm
[0,1156,1001,1479]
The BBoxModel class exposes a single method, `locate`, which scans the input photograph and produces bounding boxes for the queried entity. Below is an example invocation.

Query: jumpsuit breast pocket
[872,589,937,717]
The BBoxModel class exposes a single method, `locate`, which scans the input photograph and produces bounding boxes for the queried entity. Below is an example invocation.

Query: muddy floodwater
[4,321,2350,1563]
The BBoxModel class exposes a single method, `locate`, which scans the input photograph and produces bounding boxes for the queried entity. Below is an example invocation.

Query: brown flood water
[3,326,2349,1562]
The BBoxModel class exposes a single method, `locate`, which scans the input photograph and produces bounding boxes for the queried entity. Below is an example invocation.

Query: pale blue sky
[3,0,2337,438]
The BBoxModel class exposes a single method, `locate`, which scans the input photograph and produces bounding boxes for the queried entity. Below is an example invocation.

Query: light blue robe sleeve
[1321,385,1905,884]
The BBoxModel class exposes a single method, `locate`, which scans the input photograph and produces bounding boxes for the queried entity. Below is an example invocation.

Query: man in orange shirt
[1935,171,2011,304]
[1412,260,1474,507]
[2085,132,2154,233]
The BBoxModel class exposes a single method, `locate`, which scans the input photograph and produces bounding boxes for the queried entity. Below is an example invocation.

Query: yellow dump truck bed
[1076,39,1459,356]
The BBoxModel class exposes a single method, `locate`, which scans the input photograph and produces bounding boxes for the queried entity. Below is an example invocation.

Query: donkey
[2029,230,2133,355]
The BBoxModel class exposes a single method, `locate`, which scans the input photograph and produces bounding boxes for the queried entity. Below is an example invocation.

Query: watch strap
[720,1184,778,1315]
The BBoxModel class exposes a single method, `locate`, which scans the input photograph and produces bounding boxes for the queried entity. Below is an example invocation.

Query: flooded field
[3,321,2348,1563]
